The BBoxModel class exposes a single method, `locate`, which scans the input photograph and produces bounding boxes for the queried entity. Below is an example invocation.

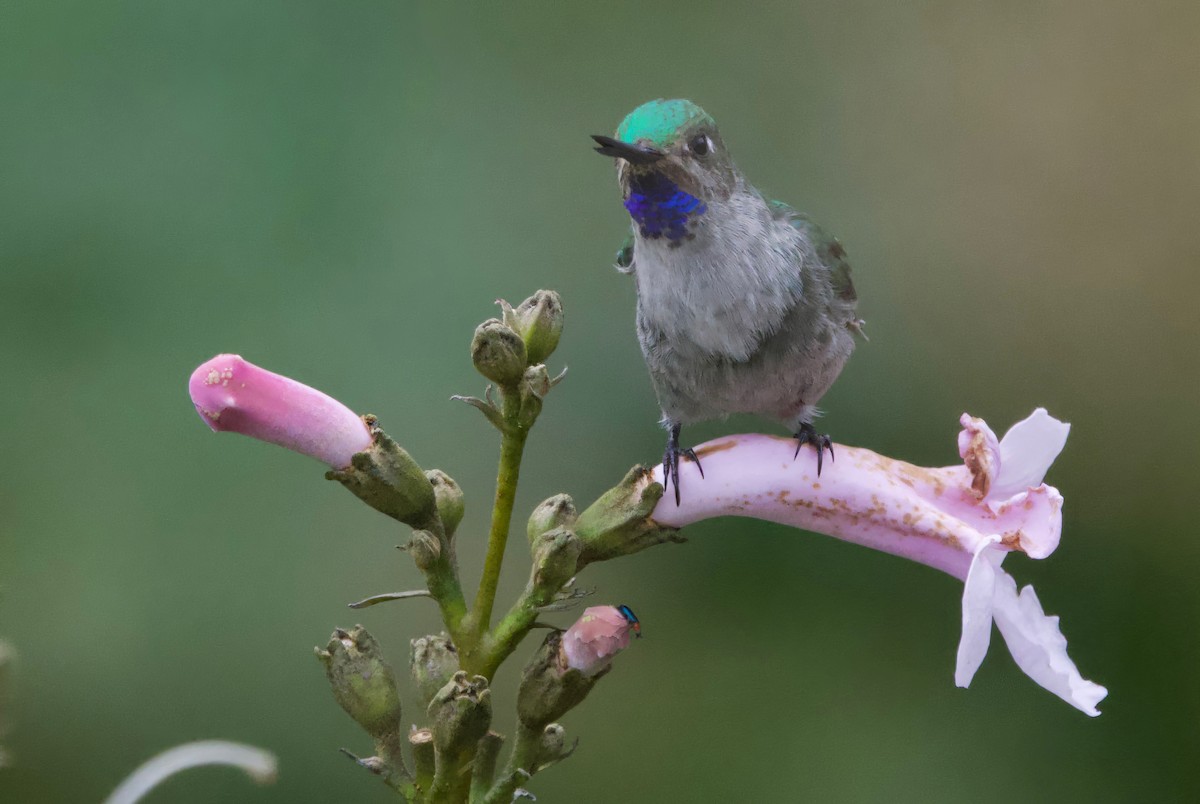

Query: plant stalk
[484,724,541,804]
[469,392,529,650]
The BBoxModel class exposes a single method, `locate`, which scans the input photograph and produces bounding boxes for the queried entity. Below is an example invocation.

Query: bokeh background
[2,1,1197,801]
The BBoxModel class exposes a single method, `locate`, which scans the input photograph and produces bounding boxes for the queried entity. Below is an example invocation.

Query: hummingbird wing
[768,200,857,303]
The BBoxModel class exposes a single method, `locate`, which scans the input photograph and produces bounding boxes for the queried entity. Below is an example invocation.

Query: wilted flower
[649,409,1106,716]
[189,354,371,469]
[427,672,492,757]
[560,606,635,677]
[410,633,460,709]
[104,740,277,804]
[315,625,403,739]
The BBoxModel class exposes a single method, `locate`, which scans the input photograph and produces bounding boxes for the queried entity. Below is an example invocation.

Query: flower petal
[958,414,1001,499]
[984,486,1063,559]
[955,538,1002,687]
[991,572,1108,716]
[991,408,1070,500]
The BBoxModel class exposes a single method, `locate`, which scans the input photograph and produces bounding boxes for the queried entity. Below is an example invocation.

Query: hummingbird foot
[793,422,834,476]
[663,423,704,506]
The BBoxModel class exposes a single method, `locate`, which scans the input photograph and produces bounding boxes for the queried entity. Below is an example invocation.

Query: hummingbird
[593,98,863,505]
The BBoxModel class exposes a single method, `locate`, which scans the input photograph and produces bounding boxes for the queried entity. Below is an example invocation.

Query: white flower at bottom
[649,408,1107,716]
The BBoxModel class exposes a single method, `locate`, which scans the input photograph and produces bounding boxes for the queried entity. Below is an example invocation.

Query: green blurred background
[2,1,1196,801]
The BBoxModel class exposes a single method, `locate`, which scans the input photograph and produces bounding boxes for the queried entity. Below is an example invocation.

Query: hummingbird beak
[591,135,664,165]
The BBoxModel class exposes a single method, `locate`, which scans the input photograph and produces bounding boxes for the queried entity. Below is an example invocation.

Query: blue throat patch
[624,172,706,242]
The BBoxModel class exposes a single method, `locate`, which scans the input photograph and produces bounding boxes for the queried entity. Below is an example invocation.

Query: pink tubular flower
[650,409,1107,716]
[560,606,635,676]
[188,354,372,469]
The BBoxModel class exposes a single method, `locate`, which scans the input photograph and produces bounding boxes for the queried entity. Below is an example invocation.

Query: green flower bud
[315,625,401,740]
[409,529,441,571]
[527,494,577,547]
[574,466,685,568]
[326,419,437,529]
[516,364,550,428]
[538,723,566,765]
[531,527,581,596]
[504,290,564,365]
[521,363,551,399]
[427,671,492,758]
[471,319,526,386]
[410,633,460,709]
[425,470,465,536]
[516,631,602,729]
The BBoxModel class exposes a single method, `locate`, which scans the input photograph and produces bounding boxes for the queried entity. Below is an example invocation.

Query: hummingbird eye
[688,134,712,157]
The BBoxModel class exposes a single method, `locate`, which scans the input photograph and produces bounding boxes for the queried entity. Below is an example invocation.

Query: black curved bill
[591,134,664,165]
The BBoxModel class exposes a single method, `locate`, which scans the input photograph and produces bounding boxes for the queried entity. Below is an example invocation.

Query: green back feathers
[616,99,715,147]
[770,200,857,302]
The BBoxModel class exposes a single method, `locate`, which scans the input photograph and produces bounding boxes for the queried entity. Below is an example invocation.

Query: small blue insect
[617,604,642,638]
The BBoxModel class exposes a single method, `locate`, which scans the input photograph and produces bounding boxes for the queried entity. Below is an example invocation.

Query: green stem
[484,725,541,804]
[469,732,505,804]
[409,729,435,800]
[417,515,470,648]
[428,556,470,644]
[374,731,418,800]
[470,393,529,648]
[475,592,541,680]
[429,747,473,804]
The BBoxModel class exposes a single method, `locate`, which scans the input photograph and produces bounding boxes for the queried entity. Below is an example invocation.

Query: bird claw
[663,424,704,506]
[793,423,834,476]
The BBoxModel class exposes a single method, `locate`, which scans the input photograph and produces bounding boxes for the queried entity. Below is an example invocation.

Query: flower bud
[428,671,492,757]
[410,633,460,709]
[516,631,605,729]
[515,364,550,428]
[530,527,581,595]
[325,422,437,528]
[408,530,441,571]
[527,494,577,546]
[315,626,401,740]
[504,290,564,365]
[538,723,566,765]
[189,354,372,469]
[560,606,635,677]
[521,364,551,399]
[574,466,684,568]
[425,470,465,536]
[471,319,527,386]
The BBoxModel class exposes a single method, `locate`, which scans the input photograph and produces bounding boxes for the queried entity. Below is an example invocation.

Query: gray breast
[632,194,856,426]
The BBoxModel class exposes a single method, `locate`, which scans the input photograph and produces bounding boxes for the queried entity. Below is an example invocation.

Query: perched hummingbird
[593,99,863,504]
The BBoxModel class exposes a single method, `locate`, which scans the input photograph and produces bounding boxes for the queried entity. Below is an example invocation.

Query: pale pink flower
[188,354,372,469]
[650,409,1106,716]
[560,606,635,676]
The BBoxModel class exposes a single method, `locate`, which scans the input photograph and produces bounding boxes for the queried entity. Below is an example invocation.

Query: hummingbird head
[593,99,735,242]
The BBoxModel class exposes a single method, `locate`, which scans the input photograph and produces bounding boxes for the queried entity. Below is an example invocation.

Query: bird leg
[793,421,834,476]
[663,423,704,506]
